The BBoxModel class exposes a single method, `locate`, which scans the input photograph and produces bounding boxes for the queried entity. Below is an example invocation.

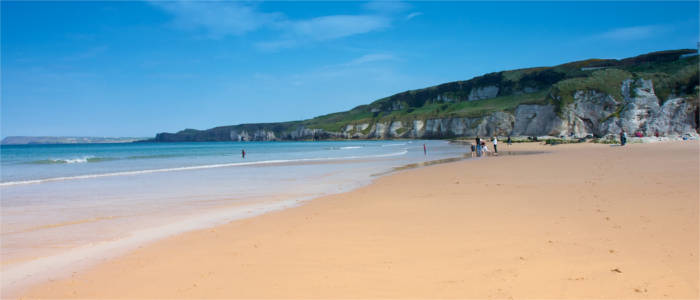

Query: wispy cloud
[151,1,401,50]
[594,25,670,41]
[344,53,397,66]
[151,1,281,38]
[289,15,390,41]
[405,12,423,21]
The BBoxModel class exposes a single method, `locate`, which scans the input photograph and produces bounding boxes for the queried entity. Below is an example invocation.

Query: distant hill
[153,49,699,141]
[1,136,147,145]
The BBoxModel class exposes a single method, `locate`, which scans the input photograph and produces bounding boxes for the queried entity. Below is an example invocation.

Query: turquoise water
[1,141,433,184]
[0,140,467,291]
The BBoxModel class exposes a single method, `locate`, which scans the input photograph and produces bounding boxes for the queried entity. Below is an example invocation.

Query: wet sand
[19,141,699,299]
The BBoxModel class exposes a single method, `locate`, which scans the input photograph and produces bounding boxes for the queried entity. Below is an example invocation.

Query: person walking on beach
[423,144,427,156]
[620,130,627,146]
[242,149,246,158]
[470,143,476,157]
[475,136,482,157]
[507,135,512,146]
[492,136,498,154]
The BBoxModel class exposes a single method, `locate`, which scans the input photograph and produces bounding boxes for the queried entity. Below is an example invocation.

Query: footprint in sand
[567,276,585,281]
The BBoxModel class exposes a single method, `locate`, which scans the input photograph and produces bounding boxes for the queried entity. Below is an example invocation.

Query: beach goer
[475,136,482,157]
[423,144,427,156]
[481,142,490,156]
[470,144,476,157]
[620,130,627,146]
[492,136,498,154]
[507,135,512,145]
[242,149,246,158]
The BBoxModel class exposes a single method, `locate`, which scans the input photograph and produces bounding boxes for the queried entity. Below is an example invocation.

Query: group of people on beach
[470,136,509,157]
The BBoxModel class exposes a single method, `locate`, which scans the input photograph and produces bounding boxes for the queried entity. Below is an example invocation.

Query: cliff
[153,49,699,142]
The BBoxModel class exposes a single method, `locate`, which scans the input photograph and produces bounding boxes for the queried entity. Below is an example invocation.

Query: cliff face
[153,50,699,142]
[155,78,697,142]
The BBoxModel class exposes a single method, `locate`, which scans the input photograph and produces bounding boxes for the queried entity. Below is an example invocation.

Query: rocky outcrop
[153,51,698,143]
[468,85,499,101]
[557,79,698,139]
[154,77,697,141]
[512,105,561,136]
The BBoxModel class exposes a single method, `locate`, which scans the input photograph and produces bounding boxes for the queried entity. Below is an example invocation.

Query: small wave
[27,156,117,164]
[5,216,120,235]
[381,143,407,147]
[340,146,362,149]
[1,150,408,187]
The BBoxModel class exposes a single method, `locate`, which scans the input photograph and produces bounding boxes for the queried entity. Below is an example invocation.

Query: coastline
[17,141,700,299]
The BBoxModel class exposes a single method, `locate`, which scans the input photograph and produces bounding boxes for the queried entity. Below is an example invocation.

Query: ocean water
[0,140,467,292]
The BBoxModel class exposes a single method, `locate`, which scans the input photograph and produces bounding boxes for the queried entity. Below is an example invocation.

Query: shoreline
[1,142,461,296]
[14,141,700,299]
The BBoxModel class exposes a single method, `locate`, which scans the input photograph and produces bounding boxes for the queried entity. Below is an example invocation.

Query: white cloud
[290,15,390,41]
[405,12,423,21]
[345,53,397,66]
[151,1,281,38]
[595,25,669,41]
[151,1,395,49]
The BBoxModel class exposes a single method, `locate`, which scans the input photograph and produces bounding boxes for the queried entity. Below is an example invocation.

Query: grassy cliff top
[158,49,699,139]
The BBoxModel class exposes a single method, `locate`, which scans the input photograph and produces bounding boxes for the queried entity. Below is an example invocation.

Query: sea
[0,140,467,293]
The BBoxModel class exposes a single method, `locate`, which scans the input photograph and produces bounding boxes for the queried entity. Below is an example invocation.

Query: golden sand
[20,141,699,299]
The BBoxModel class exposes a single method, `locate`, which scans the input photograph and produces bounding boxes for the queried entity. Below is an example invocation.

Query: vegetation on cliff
[154,49,699,142]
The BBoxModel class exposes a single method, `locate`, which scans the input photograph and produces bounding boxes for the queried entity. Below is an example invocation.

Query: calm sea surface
[0,140,467,292]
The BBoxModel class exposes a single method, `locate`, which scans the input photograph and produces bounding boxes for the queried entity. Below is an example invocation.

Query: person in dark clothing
[620,130,627,146]
[475,136,482,157]
[242,149,246,158]
[507,135,512,145]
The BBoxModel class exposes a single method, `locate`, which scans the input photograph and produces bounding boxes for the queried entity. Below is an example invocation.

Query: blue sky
[1,1,698,138]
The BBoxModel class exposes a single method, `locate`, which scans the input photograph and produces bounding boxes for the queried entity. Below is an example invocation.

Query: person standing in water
[242,149,246,158]
[423,144,427,156]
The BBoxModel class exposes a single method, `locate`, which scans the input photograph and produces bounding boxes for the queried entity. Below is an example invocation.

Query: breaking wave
[1,150,408,187]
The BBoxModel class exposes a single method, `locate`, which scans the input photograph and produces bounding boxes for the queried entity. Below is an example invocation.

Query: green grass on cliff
[156,49,699,140]
[308,89,550,132]
[376,89,549,121]
[312,50,698,130]
[551,69,632,107]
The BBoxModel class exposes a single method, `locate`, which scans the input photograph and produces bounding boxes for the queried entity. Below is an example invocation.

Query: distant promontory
[1,136,147,145]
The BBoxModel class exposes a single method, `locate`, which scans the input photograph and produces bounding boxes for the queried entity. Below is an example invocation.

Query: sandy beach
[19,141,699,299]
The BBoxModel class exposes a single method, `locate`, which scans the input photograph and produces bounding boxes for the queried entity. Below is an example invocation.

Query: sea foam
[1,150,408,187]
